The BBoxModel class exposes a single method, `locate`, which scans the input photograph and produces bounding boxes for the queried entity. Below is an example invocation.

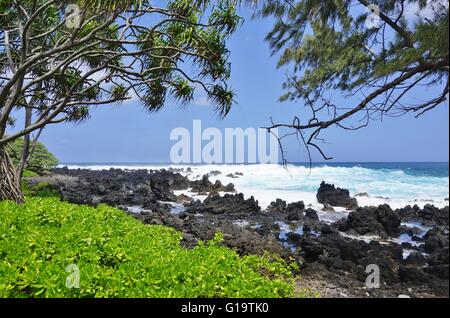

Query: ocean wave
[60,163,449,209]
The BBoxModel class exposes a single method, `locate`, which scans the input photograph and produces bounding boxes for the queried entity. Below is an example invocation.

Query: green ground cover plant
[0,195,299,298]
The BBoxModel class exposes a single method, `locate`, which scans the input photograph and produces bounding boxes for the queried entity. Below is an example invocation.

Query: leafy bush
[7,138,59,174]
[23,182,60,199]
[0,197,298,298]
[22,170,38,178]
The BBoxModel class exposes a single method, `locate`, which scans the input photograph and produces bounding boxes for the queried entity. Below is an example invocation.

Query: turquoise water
[290,162,449,178]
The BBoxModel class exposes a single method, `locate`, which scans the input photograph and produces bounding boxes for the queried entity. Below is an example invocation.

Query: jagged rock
[41,168,191,205]
[424,228,449,253]
[337,204,401,237]
[208,170,222,177]
[305,208,319,221]
[266,199,287,213]
[425,265,449,280]
[316,181,358,210]
[190,175,235,194]
[285,201,305,221]
[399,266,431,284]
[265,199,310,222]
[398,204,449,227]
[27,170,450,297]
[427,247,449,267]
[320,224,337,235]
[176,194,192,204]
[186,193,261,216]
[403,251,427,267]
[180,218,286,257]
[225,172,243,179]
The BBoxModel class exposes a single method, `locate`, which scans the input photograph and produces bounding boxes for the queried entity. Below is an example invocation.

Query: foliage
[0,0,242,201]
[262,0,448,99]
[257,0,449,160]
[7,138,58,174]
[22,170,39,178]
[0,196,298,298]
[0,0,241,147]
[22,182,60,198]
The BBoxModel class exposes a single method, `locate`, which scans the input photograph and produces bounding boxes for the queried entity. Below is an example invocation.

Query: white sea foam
[60,163,449,210]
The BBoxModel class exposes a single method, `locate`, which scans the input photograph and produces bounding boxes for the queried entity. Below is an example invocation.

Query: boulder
[338,204,401,237]
[305,208,319,221]
[424,228,449,253]
[316,181,358,210]
[403,251,427,267]
[186,193,261,216]
[266,199,287,213]
[425,265,449,280]
[46,168,191,206]
[285,201,305,221]
[398,204,449,227]
[399,266,431,284]
[190,175,235,194]
[208,170,222,177]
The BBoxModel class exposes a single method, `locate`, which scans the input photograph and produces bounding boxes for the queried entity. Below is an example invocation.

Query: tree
[8,138,59,174]
[0,0,241,202]
[258,0,448,162]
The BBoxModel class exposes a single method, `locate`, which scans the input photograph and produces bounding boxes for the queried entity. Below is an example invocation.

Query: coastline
[24,165,450,298]
[59,163,450,210]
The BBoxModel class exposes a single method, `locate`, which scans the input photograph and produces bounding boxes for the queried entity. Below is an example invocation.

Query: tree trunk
[17,106,33,180]
[0,145,24,203]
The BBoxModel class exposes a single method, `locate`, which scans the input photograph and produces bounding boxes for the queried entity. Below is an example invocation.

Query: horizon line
[59,161,450,164]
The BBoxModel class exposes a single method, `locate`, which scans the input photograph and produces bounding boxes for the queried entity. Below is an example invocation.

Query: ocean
[60,162,449,210]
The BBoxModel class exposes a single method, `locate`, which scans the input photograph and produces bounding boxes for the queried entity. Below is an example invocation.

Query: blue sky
[38,7,449,163]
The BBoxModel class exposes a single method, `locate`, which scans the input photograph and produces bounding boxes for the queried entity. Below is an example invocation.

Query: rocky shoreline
[27,167,449,298]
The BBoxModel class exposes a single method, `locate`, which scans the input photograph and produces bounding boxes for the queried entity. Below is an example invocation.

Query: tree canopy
[0,0,241,146]
[258,0,448,161]
[0,0,241,201]
[8,138,58,173]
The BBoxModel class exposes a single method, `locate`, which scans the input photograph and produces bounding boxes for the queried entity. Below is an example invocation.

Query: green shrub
[22,182,60,199]
[0,197,298,298]
[22,170,38,178]
[7,138,59,174]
